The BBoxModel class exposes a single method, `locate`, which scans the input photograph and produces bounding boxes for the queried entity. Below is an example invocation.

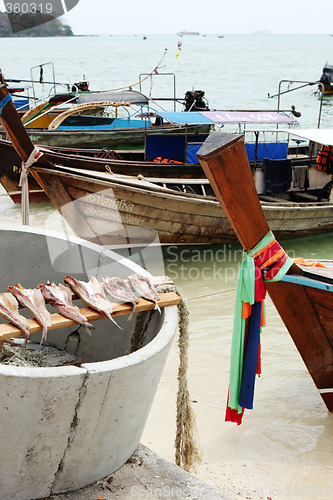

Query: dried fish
[128,274,161,313]
[103,277,139,319]
[39,281,93,335]
[7,284,52,344]
[0,292,30,344]
[64,275,120,328]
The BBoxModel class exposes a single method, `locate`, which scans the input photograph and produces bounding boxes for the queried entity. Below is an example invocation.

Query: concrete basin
[0,226,178,499]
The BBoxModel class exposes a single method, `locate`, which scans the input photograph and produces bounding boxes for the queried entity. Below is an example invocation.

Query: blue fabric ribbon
[238,300,262,409]
[0,93,12,115]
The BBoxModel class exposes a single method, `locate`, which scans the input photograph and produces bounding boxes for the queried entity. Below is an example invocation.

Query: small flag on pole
[176,41,182,59]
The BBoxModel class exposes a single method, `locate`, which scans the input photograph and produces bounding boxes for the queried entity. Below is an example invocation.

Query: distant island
[0,11,73,37]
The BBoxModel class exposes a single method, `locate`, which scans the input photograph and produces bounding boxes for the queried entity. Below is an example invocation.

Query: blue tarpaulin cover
[187,142,288,164]
[245,142,288,162]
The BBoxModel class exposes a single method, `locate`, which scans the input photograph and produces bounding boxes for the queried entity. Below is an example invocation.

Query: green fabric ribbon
[228,231,293,413]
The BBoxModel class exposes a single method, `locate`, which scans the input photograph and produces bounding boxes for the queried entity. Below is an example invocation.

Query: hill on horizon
[0,11,73,37]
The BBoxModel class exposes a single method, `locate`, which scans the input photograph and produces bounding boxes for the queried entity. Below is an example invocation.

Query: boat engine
[72,80,90,92]
[319,64,333,86]
[184,90,209,111]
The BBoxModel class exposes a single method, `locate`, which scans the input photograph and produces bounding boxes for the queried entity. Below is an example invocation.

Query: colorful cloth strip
[225,231,293,425]
[292,257,328,268]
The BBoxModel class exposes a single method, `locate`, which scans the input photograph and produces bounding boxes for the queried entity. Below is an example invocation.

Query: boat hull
[31,166,333,245]
[0,123,209,150]
[266,274,333,411]
[323,86,333,95]
[319,83,333,95]
[0,139,204,203]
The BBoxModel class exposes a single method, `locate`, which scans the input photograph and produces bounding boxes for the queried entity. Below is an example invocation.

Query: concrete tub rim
[0,224,178,378]
[0,305,178,378]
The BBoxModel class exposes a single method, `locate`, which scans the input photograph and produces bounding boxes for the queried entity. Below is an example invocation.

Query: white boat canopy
[275,128,333,146]
[77,90,149,106]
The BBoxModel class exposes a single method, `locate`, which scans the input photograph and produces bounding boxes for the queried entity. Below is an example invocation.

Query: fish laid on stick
[0,292,30,344]
[39,281,93,334]
[64,275,120,327]
[128,274,161,313]
[7,284,52,343]
[103,277,139,318]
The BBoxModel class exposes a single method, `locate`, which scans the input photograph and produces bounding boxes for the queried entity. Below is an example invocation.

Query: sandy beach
[44,374,333,500]
[142,386,333,500]
[43,445,226,500]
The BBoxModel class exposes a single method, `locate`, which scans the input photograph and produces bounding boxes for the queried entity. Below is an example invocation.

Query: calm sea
[1,34,333,497]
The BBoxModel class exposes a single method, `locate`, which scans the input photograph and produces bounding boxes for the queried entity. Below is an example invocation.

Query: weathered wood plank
[306,287,333,345]
[0,292,180,341]
[265,281,333,389]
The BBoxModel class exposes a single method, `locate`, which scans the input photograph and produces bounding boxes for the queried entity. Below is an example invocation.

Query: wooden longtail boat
[319,63,333,95]
[0,82,333,245]
[2,132,329,205]
[2,132,332,206]
[196,132,333,412]
[0,88,209,150]
[5,119,208,150]
[1,81,332,207]
[24,166,333,245]
[0,138,204,203]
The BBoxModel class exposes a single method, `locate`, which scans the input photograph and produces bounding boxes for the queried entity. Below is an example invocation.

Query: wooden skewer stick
[10,276,176,310]
[0,292,181,342]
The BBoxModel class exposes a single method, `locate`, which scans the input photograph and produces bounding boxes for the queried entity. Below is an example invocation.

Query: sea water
[2,33,333,126]
[1,34,333,497]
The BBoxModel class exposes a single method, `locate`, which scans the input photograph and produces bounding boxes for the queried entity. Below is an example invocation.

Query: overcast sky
[0,0,332,35]
[61,0,333,35]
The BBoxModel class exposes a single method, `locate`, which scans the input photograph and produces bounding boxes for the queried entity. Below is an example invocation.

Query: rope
[19,147,43,225]
[156,283,202,472]
[103,49,168,93]
[187,287,237,301]
[127,283,201,471]
[0,342,46,367]
[127,309,153,354]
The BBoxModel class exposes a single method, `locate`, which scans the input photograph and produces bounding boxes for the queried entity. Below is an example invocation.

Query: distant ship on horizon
[176,31,200,37]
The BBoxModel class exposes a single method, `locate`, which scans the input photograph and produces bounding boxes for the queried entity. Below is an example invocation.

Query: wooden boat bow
[197,132,303,275]
[197,132,333,412]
